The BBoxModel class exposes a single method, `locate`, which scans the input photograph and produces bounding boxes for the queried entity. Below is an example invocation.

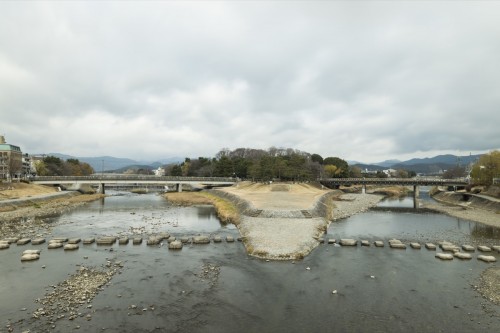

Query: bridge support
[413,185,419,209]
[176,183,182,192]
[99,183,105,194]
[362,184,366,194]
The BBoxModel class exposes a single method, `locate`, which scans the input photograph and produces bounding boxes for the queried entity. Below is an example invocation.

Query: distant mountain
[44,153,182,172]
[374,159,402,168]
[396,154,481,166]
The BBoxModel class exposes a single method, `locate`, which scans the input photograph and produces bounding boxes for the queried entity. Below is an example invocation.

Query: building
[0,135,23,180]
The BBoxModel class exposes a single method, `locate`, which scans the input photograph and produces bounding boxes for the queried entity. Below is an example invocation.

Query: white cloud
[0,1,499,163]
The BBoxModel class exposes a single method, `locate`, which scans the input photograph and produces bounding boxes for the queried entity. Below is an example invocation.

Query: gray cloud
[1,1,499,163]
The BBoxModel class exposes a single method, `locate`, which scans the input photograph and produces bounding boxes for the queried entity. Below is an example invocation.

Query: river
[1,191,499,332]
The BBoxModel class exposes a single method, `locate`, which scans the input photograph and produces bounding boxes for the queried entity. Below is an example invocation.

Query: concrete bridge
[320,177,469,209]
[32,175,237,194]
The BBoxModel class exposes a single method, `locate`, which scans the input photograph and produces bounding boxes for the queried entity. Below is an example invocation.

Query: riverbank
[423,190,500,229]
[0,190,105,239]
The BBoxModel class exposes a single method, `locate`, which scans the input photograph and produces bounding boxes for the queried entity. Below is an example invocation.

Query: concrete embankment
[424,190,500,228]
[0,191,80,210]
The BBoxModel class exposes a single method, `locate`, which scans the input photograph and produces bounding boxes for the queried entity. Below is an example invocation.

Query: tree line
[35,156,94,176]
[165,147,353,181]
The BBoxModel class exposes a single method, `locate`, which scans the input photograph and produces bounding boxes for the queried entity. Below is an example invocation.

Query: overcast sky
[1,1,499,163]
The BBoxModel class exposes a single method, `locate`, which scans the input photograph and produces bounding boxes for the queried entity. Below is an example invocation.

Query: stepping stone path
[410,242,421,249]
[68,238,81,244]
[374,241,384,247]
[0,241,10,250]
[133,237,143,245]
[226,236,235,242]
[213,236,222,243]
[478,255,497,263]
[361,240,370,246]
[48,242,63,249]
[146,237,161,246]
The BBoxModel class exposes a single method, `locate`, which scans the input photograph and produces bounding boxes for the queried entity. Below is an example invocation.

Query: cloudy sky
[1,1,499,163]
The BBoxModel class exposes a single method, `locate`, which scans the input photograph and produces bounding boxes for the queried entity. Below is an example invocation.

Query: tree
[349,165,362,178]
[470,150,500,185]
[311,154,324,165]
[171,165,182,176]
[323,157,349,178]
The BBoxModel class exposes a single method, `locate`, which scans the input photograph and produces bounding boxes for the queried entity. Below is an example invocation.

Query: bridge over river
[320,177,469,208]
[32,175,236,194]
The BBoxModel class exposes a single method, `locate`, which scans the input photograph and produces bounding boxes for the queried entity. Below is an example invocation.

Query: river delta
[0,189,499,332]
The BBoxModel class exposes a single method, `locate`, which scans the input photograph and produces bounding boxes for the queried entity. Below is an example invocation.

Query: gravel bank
[330,193,384,221]
[0,192,105,239]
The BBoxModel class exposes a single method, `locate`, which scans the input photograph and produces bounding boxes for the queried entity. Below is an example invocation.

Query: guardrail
[33,175,236,182]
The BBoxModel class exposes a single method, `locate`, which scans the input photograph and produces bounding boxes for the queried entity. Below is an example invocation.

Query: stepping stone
[167,236,176,243]
[0,242,9,250]
[374,241,384,247]
[16,238,31,245]
[68,238,81,244]
[132,237,143,245]
[158,232,170,240]
[48,242,63,249]
[454,252,472,260]
[21,253,40,261]
[64,244,79,251]
[193,235,210,244]
[180,237,190,244]
[339,239,357,246]
[425,243,437,250]
[146,237,161,246]
[118,237,129,245]
[213,236,222,243]
[23,249,41,255]
[96,237,117,245]
[462,245,475,252]
[389,239,406,249]
[51,237,68,243]
[168,240,183,250]
[410,242,421,249]
[441,244,459,252]
[435,253,453,260]
[4,237,19,244]
[83,238,95,244]
[477,245,492,252]
[328,239,336,244]
[31,238,46,245]
[478,255,497,263]
[492,245,500,252]
[226,236,235,243]
[361,240,370,247]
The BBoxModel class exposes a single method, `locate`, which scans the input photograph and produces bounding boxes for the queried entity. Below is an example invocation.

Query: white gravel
[330,193,384,221]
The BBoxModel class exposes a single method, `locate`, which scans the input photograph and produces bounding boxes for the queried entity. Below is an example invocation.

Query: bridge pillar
[99,183,105,195]
[176,183,182,192]
[413,185,419,209]
[362,184,366,194]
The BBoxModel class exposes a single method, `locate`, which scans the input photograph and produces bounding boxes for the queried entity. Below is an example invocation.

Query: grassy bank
[164,191,240,225]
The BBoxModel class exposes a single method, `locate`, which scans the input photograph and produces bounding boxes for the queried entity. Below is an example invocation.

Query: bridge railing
[319,177,469,185]
[32,175,237,182]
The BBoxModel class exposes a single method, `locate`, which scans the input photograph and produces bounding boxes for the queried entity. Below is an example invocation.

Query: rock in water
[21,253,40,261]
[168,240,183,250]
[435,253,453,260]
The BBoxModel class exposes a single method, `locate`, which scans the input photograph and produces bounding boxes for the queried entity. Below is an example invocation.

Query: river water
[1,191,499,332]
